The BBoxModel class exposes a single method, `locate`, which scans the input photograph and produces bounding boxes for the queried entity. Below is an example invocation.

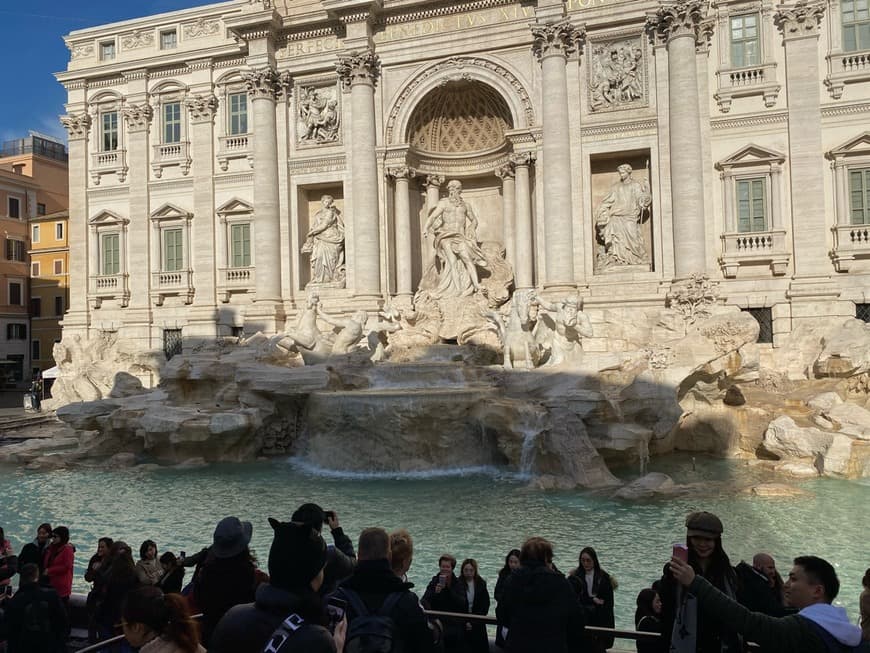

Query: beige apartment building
[56,0,870,359]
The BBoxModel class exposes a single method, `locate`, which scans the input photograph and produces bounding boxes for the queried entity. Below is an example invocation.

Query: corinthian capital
[122,103,153,131]
[385,166,415,180]
[336,50,380,91]
[60,112,91,140]
[495,163,516,180]
[646,0,710,44]
[425,174,445,189]
[774,0,826,38]
[186,94,219,123]
[531,20,583,61]
[243,68,280,100]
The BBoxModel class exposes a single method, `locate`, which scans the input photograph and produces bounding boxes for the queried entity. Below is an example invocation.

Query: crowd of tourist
[0,508,868,653]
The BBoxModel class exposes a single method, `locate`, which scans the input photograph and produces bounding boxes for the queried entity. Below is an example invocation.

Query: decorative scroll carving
[336,50,380,90]
[122,104,153,131]
[774,0,826,37]
[495,163,516,180]
[297,85,341,144]
[186,94,219,123]
[244,68,281,99]
[531,20,583,60]
[589,36,647,111]
[184,18,221,39]
[69,43,94,60]
[386,166,416,179]
[122,30,154,50]
[646,0,710,43]
[60,113,92,140]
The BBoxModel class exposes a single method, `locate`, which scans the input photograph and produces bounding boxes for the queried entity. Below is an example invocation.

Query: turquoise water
[1,454,867,628]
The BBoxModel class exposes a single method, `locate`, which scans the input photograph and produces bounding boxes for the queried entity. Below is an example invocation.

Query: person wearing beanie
[209,520,343,653]
[291,502,356,595]
[658,511,741,653]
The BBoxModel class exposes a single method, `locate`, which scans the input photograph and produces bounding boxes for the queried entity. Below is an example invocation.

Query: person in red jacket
[42,525,75,606]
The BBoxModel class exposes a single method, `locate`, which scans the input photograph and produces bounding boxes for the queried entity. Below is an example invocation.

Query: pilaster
[386,166,415,298]
[511,152,536,289]
[60,111,91,331]
[496,163,517,271]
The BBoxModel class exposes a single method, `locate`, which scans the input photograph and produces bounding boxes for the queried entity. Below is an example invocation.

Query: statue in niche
[589,40,645,111]
[298,86,340,143]
[594,163,652,269]
[422,179,489,298]
[302,195,345,287]
[316,306,369,355]
[534,294,593,367]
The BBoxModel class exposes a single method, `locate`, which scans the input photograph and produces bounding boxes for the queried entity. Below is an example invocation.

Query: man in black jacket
[735,553,790,617]
[1,563,68,653]
[210,520,342,653]
[292,503,356,595]
[332,527,436,652]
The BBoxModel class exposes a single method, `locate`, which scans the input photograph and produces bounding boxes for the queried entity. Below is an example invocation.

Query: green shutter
[102,234,119,275]
[737,178,767,233]
[850,169,870,225]
[164,228,183,271]
[231,223,251,267]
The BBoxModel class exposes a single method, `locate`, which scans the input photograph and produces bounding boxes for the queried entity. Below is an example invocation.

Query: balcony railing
[217,266,255,302]
[714,62,779,113]
[151,141,191,178]
[720,229,790,277]
[825,49,870,98]
[831,223,870,272]
[90,149,128,185]
[88,273,130,308]
[217,134,253,172]
[150,269,194,306]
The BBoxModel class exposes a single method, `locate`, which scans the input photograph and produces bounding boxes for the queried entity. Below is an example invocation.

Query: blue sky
[0,1,207,145]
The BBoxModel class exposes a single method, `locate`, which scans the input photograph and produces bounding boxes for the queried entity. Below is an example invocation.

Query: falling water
[639,434,651,477]
[519,427,539,476]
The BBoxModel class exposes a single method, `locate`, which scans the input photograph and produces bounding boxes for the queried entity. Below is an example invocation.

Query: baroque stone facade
[57,0,870,367]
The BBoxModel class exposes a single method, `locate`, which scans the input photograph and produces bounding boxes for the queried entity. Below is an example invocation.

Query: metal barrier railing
[75,614,203,653]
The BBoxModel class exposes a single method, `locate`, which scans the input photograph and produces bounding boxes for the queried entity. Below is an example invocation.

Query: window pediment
[216,197,253,216]
[89,210,129,227]
[716,143,786,170]
[150,203,192,222]
[826,132,870,160]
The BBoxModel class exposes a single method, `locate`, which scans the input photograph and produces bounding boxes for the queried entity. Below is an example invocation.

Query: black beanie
[267,518,327,590]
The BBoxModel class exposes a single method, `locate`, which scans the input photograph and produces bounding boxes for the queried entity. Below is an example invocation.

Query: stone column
[386,166,415,298]
[496,163,517,269]
[770,163,783,229]
[60,112,91,328]
[647,1,710,278]
[337,51,381,298]
[834,160,849,225]
[775,1,830,277]
[244,69,283,308]
[512,153,535,289]
[532,19,581,290]
[425,175,445,211]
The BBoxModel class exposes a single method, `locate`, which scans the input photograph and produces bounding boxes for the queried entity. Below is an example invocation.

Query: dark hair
[460,558,483,583]
[107,541,138,584]
[794,556,839,603]
[358,528,390,561]
[98,537,114,550]
[520,537,554,565]
[499,548,522,579]
[635,588,660,626]
[160,551,177,566]
[19,563,39,584]
[51,526,70,544]
[687,534,734,589]
[389,529,413,576]
[579,547,602,573]
[140,539,157,560]
[38,523,52,535]
[122,586,200,653]
[291,503,325,533]
[863,568,870,590]
[438,554,457,569]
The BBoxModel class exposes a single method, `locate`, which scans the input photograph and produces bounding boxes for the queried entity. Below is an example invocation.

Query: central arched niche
[406,80,514,154]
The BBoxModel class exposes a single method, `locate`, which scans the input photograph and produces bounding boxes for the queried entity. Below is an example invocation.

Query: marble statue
[317,306,368,355]
[302,195,345,286]
[298,86,340,143]
[590,40,645,111]
[595,164,652,269]
[423,179,489,298]
[273,292,329,355]
[367,307,402,362]
[535,294,593,367]
[488,289,540,370]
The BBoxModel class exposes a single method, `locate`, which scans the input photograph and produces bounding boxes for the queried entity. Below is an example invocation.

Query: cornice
[214,172,255,185]
[580,118,658,137]
[87,186,130,200]
[379,0,513,25]
[710,110,789,129]
[821,101,870,117]
[287,154,346,172]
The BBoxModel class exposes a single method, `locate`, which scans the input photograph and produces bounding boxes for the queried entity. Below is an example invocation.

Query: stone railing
[719,228,790,277]
[150,269,194,306]
[88,273,130,308]
[217,134,253,171]
[714,62,780,113]
[90,149,128,184]
[825,49,870,99]
[831,223,870,272]
[217,266,255,302]
[151,141,191,177]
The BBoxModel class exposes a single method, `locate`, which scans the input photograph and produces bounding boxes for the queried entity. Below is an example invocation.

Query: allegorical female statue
[302,194,345,286]
[594,164,652,269]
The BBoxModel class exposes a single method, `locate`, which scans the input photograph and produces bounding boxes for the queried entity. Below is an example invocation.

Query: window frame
[54,295,64,317]
[848,166,870,225]
[162,101,183,145]
[230,222,252,268]
[32,225,40,243]
[101,232,120,276]
[6,238,26,262]
[8,196,21,219]
[53,259,64,275]
[8,280,23,306]
[162,227,185,272]
[31,261,40,277]
[736,176,768,233]
[228,91,249,136]
[31,339,40,362]
[55,222,64,241]
[6,323,27,340]
[31,296,41,317]
[37,203,46,216]
[100,39,116,61]
[101,110,119,152]
[842,0,870,52]
[730,12,761,68]
[160,29,178,50]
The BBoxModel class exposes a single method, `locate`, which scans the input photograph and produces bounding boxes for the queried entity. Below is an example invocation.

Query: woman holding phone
[423,554,465,651]
[659,511,741,653]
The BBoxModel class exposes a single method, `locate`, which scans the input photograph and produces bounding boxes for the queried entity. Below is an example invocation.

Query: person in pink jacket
[43,525,75,604]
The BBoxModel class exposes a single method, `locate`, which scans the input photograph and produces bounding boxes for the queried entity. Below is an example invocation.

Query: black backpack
[802,617,870,653]
[342,588,404,653]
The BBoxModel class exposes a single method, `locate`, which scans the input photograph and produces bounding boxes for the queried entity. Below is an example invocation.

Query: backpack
[262,612,306,653]
[342,588,404,653]
[802,617,870,653]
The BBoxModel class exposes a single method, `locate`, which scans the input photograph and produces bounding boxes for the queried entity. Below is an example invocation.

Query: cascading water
[519,426,539,477]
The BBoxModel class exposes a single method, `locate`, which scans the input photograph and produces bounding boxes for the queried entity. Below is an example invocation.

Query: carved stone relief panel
[587,34,648,112]
[296,84,341,147]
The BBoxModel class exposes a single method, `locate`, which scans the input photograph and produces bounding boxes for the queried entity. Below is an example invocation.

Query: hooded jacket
[495,561,585,653]
[688,575,865,653]
[209,583,336,653]
[42,542,74,598]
